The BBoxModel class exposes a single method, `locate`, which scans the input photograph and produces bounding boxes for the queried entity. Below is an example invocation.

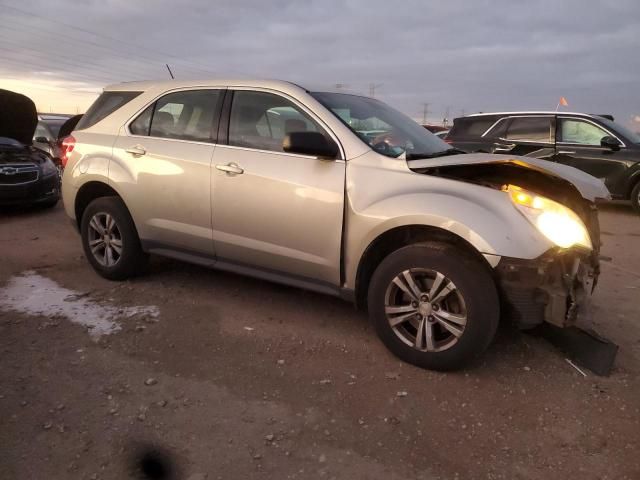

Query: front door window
[228,91,326,153]
[559,119,609,146]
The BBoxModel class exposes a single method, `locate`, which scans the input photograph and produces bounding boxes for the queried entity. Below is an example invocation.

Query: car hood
[407,152,611,202]
[0,89,38,146]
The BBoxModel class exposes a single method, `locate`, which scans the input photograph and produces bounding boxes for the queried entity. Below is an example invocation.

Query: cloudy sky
[1,0,639,127]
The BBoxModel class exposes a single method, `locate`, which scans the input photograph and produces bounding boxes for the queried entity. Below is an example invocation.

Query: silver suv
[61,79,609,370]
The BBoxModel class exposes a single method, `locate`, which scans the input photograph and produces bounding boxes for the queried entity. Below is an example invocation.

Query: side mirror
[34,136,50,144]
[282,131,339,159]
[600,135,621,151]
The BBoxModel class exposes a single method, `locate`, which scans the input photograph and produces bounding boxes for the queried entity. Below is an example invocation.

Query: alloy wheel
[384,268,467,352]
[87,212,123,267]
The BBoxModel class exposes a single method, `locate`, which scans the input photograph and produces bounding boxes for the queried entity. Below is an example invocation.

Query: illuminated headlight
[41,158,58,176]
[505,185,592,250]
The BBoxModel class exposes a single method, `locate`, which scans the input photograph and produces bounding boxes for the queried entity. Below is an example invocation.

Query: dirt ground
[1,201,639,480]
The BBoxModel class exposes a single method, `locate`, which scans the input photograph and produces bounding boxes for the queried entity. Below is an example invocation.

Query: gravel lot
[1,202,639,480]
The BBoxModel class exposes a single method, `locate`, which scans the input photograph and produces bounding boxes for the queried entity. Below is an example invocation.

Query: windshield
[311,92,453,159]
[597,117,640,144]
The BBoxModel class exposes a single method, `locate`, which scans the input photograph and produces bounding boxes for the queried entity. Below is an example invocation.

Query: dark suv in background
[446,112,640,212]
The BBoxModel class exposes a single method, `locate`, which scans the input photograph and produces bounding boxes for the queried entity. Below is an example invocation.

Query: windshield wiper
[406,148,465,160]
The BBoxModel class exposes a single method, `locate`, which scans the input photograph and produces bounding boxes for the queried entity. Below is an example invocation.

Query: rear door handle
[125,145,146,156]
[557,150,576,155]
[215,163,244,175]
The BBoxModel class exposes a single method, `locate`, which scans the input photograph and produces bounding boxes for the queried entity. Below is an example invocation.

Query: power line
[0,54,113,85]
[0,4,220,76]
[0,20,206,79]
[0,37,154,82]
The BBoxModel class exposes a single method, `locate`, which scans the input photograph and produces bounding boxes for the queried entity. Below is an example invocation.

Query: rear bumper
[495,248,598,329]
[0,174,60,206]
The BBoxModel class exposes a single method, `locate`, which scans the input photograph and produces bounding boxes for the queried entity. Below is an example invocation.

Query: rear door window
[505,117,554,143]
[76,91,141,130]
[129,105,153,136]
[129,90,223,142]
[148,90,221,142]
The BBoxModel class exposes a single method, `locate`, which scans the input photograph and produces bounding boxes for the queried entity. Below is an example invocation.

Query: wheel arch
[74,181,123,229]
[625,167,640,200]
[353,225,495,310]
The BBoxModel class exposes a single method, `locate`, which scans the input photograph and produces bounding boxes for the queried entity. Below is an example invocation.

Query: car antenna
[165,64,175,79]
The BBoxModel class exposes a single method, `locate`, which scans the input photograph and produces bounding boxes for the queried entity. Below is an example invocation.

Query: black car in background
[0,89,61,208]
[39,113,72,138]
[33,119,62,164]
[446,112,640,213]
[32,114,83,168]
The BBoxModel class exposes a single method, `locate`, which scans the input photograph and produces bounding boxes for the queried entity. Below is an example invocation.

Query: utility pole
[369,83,383,98]
[422,103,430,124]
[460,109,465,117]
[443,106,451,127]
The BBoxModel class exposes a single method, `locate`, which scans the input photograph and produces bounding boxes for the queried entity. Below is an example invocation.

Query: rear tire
[80,196,148,280]
[367,242,499,371]
[631,182,640,215]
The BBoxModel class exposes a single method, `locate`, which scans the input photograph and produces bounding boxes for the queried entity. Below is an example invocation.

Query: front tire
[367,242,499,371]
[631,182,640,215]
[80,196,148,280]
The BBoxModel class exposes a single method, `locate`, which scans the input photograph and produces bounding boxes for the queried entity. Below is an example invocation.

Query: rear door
[111,88,224,255]
[554,116,630,196]
[489,115,556,159]
[210,89,345,286]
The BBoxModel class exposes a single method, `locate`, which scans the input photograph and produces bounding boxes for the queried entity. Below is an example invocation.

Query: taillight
[60,135,75,168]
[444,138,453,144]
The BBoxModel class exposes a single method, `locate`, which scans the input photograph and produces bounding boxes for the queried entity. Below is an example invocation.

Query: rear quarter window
[76,91,141,130]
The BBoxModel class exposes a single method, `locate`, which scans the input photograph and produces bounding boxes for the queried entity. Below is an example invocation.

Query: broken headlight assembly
[505,184,592,250]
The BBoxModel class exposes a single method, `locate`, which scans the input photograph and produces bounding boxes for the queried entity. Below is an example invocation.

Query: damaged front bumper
[495,248,598,329]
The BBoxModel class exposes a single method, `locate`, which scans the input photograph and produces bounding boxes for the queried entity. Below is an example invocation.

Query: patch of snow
[0,271,159,338]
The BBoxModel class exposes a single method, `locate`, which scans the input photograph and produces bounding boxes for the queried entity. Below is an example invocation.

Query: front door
[210,89,345,286]
[112,89,223,254]
[553,117,630,196]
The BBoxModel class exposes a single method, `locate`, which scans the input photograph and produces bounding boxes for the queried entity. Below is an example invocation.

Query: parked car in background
[0,90,61,208]
[63,79,608,371]
[39,113,72,138]
[33,114,73,167]
[56,114,83,142]
[434,129,449,139]
[447,112,640,213]
[33,120,61,163]
[422,123,448,134]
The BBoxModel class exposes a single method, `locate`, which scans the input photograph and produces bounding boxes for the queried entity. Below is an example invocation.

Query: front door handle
[493,143,516,153]
[125,145,146,156]
[215,163,244,175]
